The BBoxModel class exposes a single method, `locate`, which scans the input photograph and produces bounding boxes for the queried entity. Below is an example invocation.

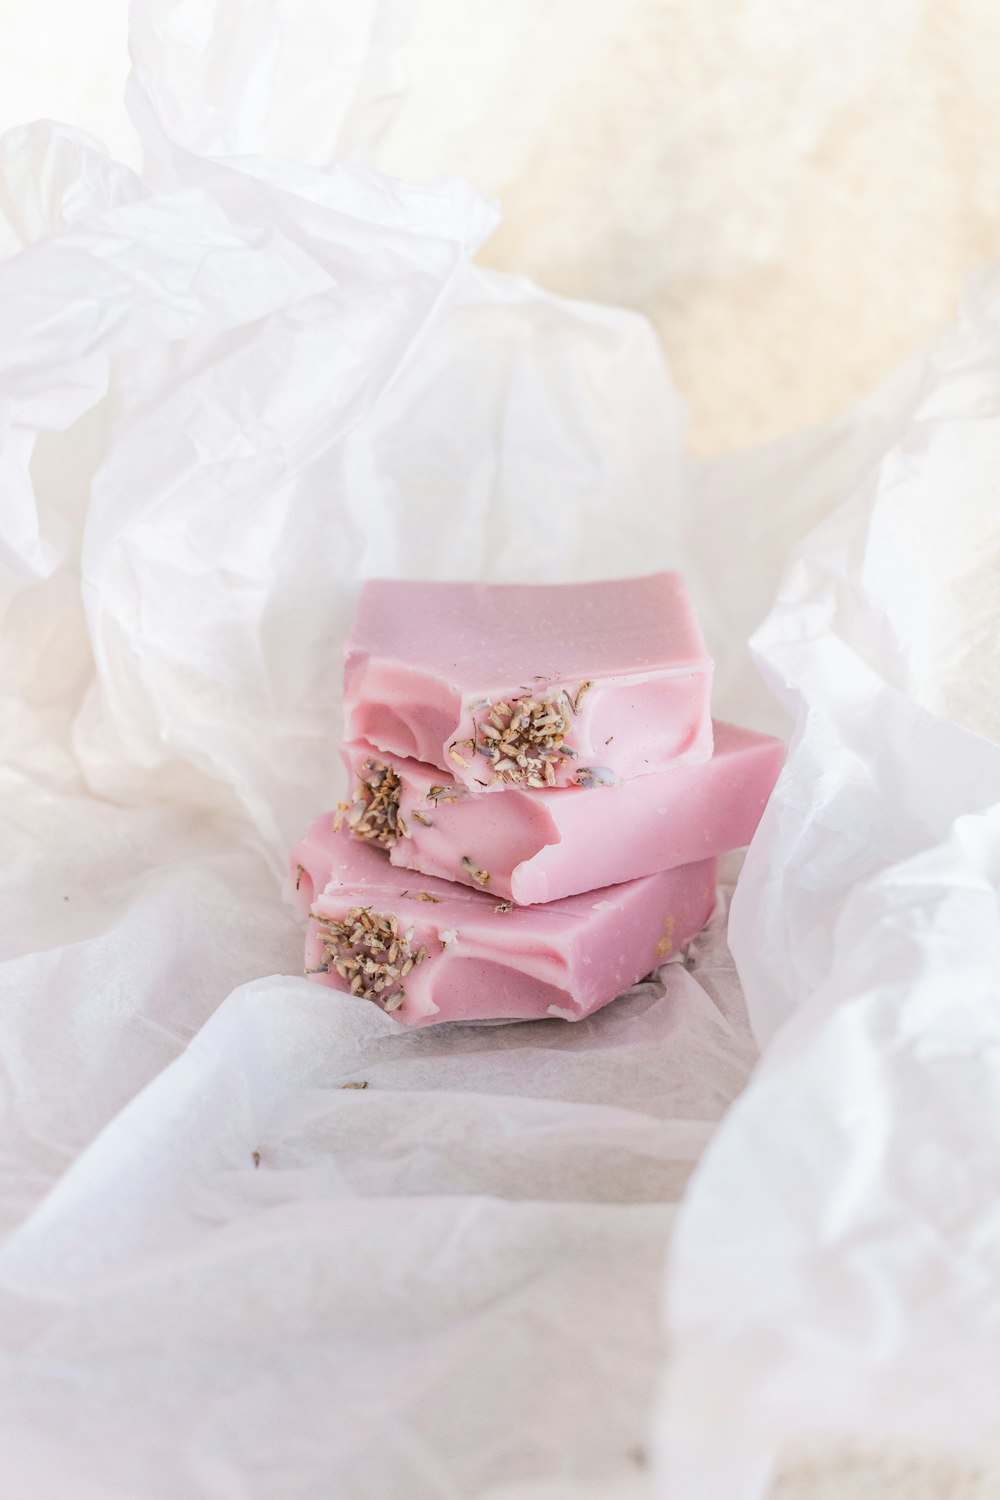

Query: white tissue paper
[1,3,998,1499]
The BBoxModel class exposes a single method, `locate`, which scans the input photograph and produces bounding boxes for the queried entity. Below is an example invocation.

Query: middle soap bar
[342,573,714,791]
[338,721,783,904]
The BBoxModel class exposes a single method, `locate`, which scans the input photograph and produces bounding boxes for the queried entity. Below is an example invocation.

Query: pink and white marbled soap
[338,720,781,904]
[290,822,716,1028]
[343,574,713,792]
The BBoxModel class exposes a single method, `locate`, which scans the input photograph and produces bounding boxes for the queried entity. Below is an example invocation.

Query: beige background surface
[3,1,1000,1494]
[377,0,1000,455]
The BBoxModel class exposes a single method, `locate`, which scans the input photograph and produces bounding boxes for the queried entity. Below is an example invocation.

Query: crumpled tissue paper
[1,2,999,1498]
[661,290,1000,1498]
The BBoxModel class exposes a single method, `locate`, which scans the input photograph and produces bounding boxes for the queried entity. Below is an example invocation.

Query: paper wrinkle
[0,121,148,265]
[3,1,1000,1497]
[127,0,415,169]
[659,279,1000,1497]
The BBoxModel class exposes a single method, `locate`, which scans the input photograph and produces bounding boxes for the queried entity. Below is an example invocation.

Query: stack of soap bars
[289,574,782,1028]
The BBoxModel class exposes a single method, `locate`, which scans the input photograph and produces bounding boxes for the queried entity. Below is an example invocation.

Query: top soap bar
[343,573,714,791]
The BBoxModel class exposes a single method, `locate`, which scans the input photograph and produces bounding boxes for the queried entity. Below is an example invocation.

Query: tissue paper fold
[661,279,1000,1498]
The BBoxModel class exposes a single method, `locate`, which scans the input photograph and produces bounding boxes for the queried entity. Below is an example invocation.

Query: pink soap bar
[290,822,717,1028]
[343,573,713,792]
[338,721,782,904]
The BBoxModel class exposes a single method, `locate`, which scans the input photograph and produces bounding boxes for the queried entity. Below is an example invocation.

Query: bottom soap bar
[290,822,716,1028]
